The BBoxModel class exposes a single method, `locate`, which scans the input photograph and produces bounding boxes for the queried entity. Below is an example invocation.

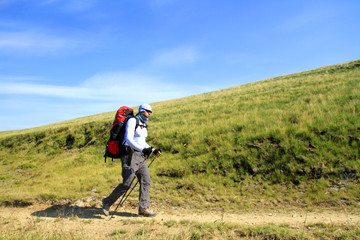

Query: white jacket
[123,117,150,152]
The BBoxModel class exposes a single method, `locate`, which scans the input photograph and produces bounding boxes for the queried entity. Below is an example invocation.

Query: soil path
[1,203,359,239]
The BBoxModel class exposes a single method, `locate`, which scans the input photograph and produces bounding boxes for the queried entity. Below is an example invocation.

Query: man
[102,104,161,217]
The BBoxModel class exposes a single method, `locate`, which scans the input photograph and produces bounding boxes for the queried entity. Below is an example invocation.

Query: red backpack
[104,106,139,162]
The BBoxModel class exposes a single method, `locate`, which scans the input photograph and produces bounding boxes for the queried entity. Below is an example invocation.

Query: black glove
[153,148,162,155]
[142,147,154,156]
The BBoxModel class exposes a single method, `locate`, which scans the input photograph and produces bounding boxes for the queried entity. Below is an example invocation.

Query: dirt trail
[1,203,359,239]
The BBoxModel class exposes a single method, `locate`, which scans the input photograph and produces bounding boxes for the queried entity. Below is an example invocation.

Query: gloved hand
[142,147,154,156]
[153,148,162,155]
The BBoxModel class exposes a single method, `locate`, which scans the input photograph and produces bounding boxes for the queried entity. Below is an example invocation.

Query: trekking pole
[109,154,158,219]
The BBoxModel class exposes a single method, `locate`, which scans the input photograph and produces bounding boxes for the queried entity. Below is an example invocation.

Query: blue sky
[0,0,359,131]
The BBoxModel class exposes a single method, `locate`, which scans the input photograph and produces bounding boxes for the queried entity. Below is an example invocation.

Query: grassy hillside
[0,60,359,211]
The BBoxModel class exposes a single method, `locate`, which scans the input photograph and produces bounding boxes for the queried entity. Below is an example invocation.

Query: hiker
[102,104,162,217]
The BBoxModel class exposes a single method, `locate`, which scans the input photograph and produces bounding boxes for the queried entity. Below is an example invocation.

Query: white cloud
[0,75,46,82]
[0,71,192,102]
[0,30,79,54]
[0,82,93,99]
[82,71,187,101]
[151,47,199,67]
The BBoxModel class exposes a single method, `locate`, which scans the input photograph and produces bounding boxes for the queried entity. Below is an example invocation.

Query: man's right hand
[142,147,154,156]
[153,148,162,157]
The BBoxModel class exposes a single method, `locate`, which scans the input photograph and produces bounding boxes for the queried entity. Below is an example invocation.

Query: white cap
[139,104,152,113]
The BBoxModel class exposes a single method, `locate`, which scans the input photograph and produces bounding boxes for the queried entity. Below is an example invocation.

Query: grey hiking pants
[103,149,151,210]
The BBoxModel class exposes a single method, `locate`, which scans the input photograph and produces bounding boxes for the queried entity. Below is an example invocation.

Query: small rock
[75,200,85,207]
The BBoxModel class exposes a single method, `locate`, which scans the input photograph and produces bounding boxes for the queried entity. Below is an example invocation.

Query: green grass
[0,60,359,212]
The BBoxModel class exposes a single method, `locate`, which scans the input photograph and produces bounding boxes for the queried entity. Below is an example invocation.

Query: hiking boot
[138,208,157,217]
[102,199,110,216]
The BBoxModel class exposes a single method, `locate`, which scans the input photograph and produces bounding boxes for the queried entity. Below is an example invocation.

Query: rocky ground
[1,199,359,239]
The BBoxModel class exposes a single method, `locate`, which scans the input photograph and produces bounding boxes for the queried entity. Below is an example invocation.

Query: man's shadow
[31,203,138,219]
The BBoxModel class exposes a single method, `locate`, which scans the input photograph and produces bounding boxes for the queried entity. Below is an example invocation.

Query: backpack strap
[133,116,147,130]
[121,116,143,146]
[134,116,140,130]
